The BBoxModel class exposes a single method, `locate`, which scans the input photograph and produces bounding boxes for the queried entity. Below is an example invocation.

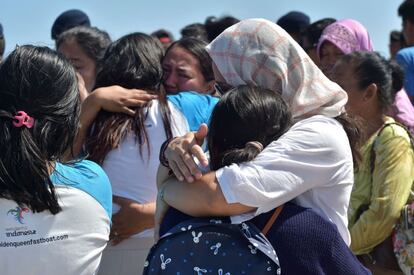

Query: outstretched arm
[154,165,255,240]
[161,171,255,217]
[66,86,157,159]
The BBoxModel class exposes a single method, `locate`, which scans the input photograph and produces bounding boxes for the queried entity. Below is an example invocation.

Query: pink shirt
[388,89,414,136]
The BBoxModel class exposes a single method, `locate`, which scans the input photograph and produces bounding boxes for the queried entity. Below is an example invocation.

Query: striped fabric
[206,18,348,119]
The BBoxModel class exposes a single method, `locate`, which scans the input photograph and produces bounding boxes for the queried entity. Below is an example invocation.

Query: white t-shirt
[102,100,189,237]
[216,115,354,246]
[0,161,112,275]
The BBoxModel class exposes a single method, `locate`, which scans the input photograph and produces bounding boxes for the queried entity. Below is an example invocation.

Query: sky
[0,0,404,58]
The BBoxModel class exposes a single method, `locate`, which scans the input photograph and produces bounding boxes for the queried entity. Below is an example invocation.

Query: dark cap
[277,11,310,34]
[151,29,174,44]
[51,9,91,40]
[0,23,3,37]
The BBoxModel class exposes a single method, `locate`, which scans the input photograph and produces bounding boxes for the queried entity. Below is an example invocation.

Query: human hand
[110,196,155,245]
[165,124,209,182]
[92,85,157,116]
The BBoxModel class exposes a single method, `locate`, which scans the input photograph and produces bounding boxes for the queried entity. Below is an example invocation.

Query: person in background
[277,11,310,46]
[57,26,111,93]
[399,0,414,47]
[204,15,240,42]
[301,18,336,67]
[151,29,174,50]
[395,50,414,105]
[316,18,414,138]
[332,51,414,274]
[162,37,217,95]
[180,23,209,42]
[0,23,5,62]
[0,45,111,275]
[397,0,414,103]
[317,18,373,77]
[387,60,414,136]
[51,9,90,41]
[389,31,406,60]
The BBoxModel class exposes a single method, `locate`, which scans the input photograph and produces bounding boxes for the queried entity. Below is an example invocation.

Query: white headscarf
[206,18,347,119]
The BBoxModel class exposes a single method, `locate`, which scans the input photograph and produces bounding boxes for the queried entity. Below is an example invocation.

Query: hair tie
[245,141,264,152]
[13,111,34,128]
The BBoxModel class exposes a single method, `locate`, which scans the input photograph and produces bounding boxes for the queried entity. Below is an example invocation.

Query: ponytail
[0,45,80,214]
[0,110,61,213]
[334,113,364,170]
[221,141,264,167]
[388,59,404,97]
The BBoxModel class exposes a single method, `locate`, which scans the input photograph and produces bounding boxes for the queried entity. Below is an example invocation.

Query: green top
[349,116,414,254]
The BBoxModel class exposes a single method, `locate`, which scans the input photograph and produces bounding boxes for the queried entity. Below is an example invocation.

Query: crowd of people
[0,2,414,275]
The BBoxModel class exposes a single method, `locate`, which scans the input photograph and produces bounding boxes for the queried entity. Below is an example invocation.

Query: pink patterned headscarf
[206,18,347,119]
[317,19,374,58]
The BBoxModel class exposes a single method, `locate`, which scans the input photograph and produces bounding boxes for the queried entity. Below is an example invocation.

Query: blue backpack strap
[168,92,219,132]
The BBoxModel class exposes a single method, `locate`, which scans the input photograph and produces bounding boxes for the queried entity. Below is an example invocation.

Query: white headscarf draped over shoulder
[206,18,347,119]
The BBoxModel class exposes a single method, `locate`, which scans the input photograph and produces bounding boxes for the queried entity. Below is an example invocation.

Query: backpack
[393,201,414,274]
[389,123,414,274]
[143,206,283,275]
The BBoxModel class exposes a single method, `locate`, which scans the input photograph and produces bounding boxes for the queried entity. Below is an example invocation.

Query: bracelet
[159,137,176,168]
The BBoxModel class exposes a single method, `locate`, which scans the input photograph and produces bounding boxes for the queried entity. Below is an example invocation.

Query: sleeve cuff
[216,164,241,204]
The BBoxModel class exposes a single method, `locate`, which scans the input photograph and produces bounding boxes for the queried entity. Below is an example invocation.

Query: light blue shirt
[168,91,219,131]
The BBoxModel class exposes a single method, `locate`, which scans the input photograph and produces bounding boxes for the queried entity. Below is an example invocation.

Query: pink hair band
[13,111,34,129]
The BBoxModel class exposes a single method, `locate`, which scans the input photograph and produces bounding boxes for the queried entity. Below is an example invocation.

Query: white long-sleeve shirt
[216,115,353,246]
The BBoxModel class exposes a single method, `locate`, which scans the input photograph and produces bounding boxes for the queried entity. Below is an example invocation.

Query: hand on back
[165,124,209,182]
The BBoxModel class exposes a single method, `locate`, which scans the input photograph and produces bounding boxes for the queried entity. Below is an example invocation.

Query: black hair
[390,30,405,44]
[340,51,401,110]
[205,16,240,42]
[389,59,405,96]
[164,37,214,82]
[0,45,81,214]
[180,23,209,43]
[399,0,414,24]
[56,26,111,72]
[86,32,172,164]
[303,18,336,47]
[0,23,4,58]
[335,114,363,169]
[277,11,310,34]
[151,29,174,42]
[0,36,5,58]
[208,85,292,170]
